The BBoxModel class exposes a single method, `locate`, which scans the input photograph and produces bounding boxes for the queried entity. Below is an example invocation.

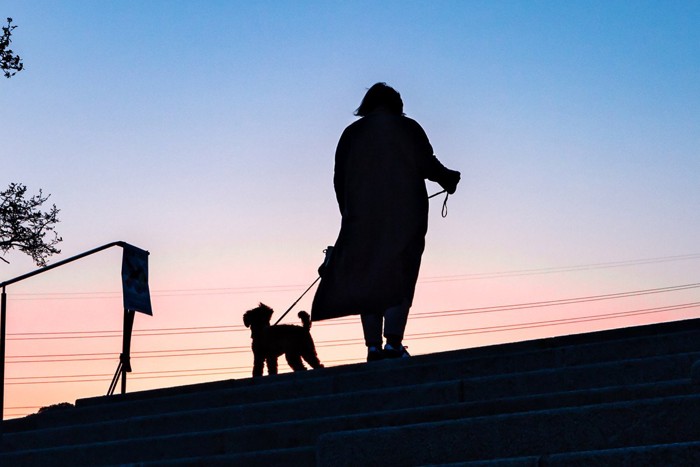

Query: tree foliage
[1,183,62,266]
[1,17,23,78]
[1,22,60,267]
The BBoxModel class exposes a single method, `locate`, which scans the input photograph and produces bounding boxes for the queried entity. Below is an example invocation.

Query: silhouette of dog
[243,303,324,377]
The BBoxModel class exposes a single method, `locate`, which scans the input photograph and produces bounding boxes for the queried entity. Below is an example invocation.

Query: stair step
[316,393,700,466]
[435,441,700,466]
[1,380,460,451]
[120,446,317,467]
[3,318,700,465]
[1,380,692,465]
[7,338,700,435]
[3,345,697,453]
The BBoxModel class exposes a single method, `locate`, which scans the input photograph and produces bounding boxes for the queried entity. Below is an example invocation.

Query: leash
[428,189,449,218]
[272,275,321,326]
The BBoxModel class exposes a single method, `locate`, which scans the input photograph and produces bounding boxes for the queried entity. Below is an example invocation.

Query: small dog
[243,303,324,377]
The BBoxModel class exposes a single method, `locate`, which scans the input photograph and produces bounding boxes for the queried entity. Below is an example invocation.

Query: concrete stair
[1,318,700,466]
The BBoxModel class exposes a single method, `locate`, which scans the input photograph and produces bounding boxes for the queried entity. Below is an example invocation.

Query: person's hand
[318,246,334,277]
[442,169,461,194]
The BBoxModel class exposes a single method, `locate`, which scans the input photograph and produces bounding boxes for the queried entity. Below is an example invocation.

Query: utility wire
[7,281,699,340]
[410,282,700,318]
[4,358,363,385]
[404,302,700,340]
[7,346,242,359]
[8,253,700,301]
[8,325,241,337]
[5,285,695,412]
[6,301,699,367]
[420,253,700,283]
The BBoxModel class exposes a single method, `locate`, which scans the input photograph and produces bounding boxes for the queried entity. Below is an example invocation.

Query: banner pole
[120,309,135,395]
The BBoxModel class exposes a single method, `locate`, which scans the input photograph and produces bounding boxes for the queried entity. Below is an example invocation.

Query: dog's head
[243,302,274,329]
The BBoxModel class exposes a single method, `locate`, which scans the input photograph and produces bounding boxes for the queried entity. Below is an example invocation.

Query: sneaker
[367,346,384,362]
[383,343,410,358]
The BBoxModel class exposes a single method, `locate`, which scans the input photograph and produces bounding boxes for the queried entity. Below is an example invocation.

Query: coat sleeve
[410,119,461,193]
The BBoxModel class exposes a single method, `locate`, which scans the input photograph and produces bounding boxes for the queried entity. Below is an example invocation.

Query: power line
[6,366,245,380]
[419,253,700,283]
[6,301,699,366]
[5,295,695,386]
[4,357,364,385]
[8,253,700,302]
[404,302,700,340]
[7,325,241,337]
[6,326,243,340]
[6,288,697,416]
[6,350,240,364]
[7,281,699,340]
[6,284,315,300]
[7,346,242,359]
[410,282,700,318]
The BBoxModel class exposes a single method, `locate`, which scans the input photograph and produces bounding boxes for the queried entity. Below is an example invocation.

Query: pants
[361,301,410,347]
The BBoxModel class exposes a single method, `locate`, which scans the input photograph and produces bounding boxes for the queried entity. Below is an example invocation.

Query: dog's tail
[298,311,311,330]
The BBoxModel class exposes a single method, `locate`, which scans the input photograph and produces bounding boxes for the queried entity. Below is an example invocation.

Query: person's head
[354,82,404,117]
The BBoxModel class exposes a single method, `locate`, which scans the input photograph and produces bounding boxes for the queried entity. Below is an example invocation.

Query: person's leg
[383,301,409,344]
[384,238,422,357]
[361,313,384,361]
[383,301,410,357]
[361,313,383,347]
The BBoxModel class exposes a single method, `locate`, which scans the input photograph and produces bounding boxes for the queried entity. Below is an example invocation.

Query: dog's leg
[267,356,279,375]
[302,350,324,369]
[252,354,265,377]
[285,353,307,372]
[301,336,324,369]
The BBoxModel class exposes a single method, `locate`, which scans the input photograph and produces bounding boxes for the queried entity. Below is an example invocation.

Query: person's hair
[354,82,404,117]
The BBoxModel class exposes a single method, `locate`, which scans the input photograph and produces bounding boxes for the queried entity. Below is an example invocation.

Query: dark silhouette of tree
[1,183,62,266]
[1,21,60,266]
[1,17,23,78]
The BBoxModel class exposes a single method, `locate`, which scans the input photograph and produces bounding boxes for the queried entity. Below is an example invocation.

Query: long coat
[311,111,455,321]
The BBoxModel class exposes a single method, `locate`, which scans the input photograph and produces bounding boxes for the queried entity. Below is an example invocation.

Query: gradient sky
[2,1,699,418]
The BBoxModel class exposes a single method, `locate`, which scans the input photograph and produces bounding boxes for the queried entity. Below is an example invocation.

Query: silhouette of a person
[311,82,460,361]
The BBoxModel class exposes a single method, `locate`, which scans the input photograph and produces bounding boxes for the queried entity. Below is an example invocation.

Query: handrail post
[1,286,6,444]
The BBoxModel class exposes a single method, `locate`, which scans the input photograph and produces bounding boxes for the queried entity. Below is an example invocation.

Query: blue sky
[2,1,699,417]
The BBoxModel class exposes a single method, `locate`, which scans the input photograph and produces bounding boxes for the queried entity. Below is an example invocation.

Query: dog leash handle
[428,189,450,218]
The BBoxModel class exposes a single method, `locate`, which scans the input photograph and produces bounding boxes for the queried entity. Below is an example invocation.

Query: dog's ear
[259,303,274,320]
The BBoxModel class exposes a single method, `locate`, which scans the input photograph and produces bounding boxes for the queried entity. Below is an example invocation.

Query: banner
[121,245,153,315]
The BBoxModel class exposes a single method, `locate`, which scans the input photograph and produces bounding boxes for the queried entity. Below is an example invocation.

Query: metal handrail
[1,241,144,445]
